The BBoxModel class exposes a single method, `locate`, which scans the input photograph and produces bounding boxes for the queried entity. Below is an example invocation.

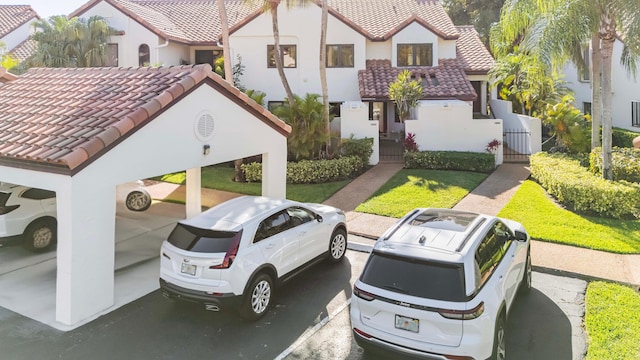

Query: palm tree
[492,0,640,180]
[319,0,331,156]
[217,0,233,82]
[30,15,115,68]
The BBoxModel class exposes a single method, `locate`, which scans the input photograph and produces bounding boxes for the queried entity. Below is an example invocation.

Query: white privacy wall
[406,100,504,165]
[490,99,542,155]
[340,102,379,165]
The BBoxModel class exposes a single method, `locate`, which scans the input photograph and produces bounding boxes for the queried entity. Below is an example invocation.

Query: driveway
[0,240,587,360]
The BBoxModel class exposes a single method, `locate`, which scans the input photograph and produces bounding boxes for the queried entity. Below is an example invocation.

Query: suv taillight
[438,302,484,320]
[209,233,241,269]
[0,204,19,215]
[353,284,375,301]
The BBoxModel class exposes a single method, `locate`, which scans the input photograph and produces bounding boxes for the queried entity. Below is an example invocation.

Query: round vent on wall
[195,111,215,141]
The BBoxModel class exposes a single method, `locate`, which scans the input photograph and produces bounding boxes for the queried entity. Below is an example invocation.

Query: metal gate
[379,138,404,162]
[503,129,531,162]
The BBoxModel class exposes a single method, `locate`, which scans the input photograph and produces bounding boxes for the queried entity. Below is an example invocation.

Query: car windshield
[168,223,241,253]
[360,251,466,302]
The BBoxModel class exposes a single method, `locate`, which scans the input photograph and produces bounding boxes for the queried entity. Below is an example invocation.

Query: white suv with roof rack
[350,208,531,360]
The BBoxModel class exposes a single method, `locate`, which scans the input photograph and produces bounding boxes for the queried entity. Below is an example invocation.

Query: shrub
[612,128,640,148]
[340,136,373,164]
[404,133,418,152]
[590,147,640,183]
[404,151,495,173]
[273,93,328,161]
[242,156,366,184]
[530,152,640,219]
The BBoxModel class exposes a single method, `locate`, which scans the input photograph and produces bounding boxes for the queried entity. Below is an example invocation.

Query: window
[138,44,150,66]
[580,47,590,82]
[474,221,510,289]
[397,44,432,67]
[195,49,223,67]
[583,102,592,116]
[286,207,315,227]
[329,102,341,118]
[633,101,640,127]
[106,43,118,67]
[255,211,290,242]
[21,188,55,200]
[167,223,242,253]
[326,44,354,67]
[267,45,296,68]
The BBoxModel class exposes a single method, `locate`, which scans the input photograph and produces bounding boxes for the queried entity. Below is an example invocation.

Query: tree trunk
[600,36,614,180]
[319,0,331,157]
[590,34,602,149]
[270,4,295,107]
[218,0,244,182]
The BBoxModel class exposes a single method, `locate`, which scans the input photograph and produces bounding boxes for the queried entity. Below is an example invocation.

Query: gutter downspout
[155,39,170,66]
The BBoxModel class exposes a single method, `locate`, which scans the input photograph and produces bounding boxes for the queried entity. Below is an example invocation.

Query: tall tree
[443,0,505,48]
[319,0,331,156]
[492,0,640,180]
[30,15,115,68]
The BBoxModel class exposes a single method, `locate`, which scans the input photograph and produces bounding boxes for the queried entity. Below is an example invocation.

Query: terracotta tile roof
[327,0,459,40]
[455,26,495,74]
[0,5,39,39]
[0,64,290,174]
[8,38,37,63]
[358,59,477,101]
[0,67,18,84]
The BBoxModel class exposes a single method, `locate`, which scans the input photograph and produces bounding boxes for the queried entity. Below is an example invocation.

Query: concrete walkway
[146,162,640,287]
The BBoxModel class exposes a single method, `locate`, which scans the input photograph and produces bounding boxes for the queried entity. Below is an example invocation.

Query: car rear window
[21,188,56,200]
[168,223,242,253]
[360,251,466,302]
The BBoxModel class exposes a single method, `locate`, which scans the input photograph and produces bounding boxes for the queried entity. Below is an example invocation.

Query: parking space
[0,202,182,331]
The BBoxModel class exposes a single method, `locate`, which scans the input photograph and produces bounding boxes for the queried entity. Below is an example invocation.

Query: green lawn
[354,169,488,218]
[497,180,640,254]
[159,165,351,204]
[585,282,640,360]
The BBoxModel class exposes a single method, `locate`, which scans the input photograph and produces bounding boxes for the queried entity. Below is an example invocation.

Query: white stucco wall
[339,102,379,164]
[230,6,365,103]
[563,39,640,131]
[490,99,542,155]
[2,21,33,51]
[437,38,457,59]
[366,40,391,60]
[392,22,440,67]
[406,100,503,165]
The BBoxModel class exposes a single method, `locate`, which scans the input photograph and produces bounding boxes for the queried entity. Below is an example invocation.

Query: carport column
[185,167,202,218]
[56,179,116,326]
[261,138,287,199]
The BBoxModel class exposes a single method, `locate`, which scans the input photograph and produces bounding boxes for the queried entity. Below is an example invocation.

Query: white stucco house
[69,0,503,160]
[0,64,290,327]
[0,5,39,66]
[563,39,640,132]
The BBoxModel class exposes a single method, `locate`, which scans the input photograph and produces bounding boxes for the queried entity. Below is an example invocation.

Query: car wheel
[521,249,532,294]
[492,315,507,360]
[240,273,273,321]
[328,228,347,263]
[23,218,57,252]
[125,190,152,211]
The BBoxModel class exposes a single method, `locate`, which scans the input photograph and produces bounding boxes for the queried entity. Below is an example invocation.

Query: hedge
[590,147,640,183]
[530,152,640,219]
[612,128,640,148]
[404,151,495,173]
[242,155,366,184]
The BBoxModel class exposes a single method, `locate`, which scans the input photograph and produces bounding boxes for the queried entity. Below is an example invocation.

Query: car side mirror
[316,214,323,223]
[513,230,528,242]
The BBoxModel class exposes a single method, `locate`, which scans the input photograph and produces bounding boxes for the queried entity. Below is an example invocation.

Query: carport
[0,64,291,327]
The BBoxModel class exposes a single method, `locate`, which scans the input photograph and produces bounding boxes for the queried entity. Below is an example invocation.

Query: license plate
[181,263,197,276]
[395,315,419,333]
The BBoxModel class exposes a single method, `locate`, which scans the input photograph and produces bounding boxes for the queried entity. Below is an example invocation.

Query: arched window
[138,44,150,66]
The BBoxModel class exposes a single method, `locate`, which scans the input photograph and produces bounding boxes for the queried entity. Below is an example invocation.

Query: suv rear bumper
[353,329,452,360]
[159,279,242,310]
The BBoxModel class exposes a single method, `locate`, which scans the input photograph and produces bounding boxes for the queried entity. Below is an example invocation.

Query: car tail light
[0,205,19,215]
[443,355,474,360]
[353,284,375,301]
[438,302,484,320]
[210,232,242,269]
[353,328,373,339]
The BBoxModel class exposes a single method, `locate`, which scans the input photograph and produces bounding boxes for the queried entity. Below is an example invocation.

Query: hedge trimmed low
[404,151,495,173]
[530,152,640,219]
[613,128,640,148]
[590,147,640,183]
[242,155,366,184]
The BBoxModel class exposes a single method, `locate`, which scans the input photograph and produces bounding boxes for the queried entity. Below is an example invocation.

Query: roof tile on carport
[0,64,290,174]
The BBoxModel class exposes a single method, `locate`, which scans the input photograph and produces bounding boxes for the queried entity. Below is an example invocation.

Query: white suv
[159,196,347,320]
[350,208,531,360]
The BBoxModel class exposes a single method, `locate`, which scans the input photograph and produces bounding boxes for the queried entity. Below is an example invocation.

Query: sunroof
[408,210,478,232]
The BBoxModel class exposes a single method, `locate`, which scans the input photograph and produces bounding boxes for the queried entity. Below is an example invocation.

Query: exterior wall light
[203,144,210,155]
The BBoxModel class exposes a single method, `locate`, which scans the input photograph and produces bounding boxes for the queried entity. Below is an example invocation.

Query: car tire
[491,314,507,360]
[125,190,152,212]
[23,218,57,252]
[520,249,532,294]
[327,228,347,263]
[240,273,273,321]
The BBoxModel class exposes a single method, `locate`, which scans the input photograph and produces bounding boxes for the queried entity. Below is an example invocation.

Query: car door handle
[266,244,275,249]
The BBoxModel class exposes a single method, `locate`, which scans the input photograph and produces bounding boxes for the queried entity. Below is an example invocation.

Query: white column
[261,138,287,199]
[185,167,202,218]
[56,179,116,325]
